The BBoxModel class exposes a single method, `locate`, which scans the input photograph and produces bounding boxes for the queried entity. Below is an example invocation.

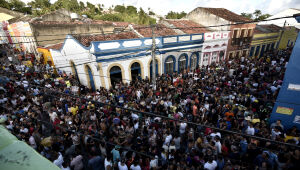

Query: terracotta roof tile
[197,7,252,22]
[45,43,64,50]
[166,20,210,34]
[30,20,113,25]
[133,24,178,37]
[73,31,139,47]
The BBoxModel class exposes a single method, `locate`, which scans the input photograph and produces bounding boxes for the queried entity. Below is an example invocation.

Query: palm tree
[254,10,262,20]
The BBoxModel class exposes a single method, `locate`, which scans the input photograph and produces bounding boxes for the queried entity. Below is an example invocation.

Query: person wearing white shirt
[210,132,221,139]
[118,161,128,170]
[164,132,172,145]
[49,112,57,122]
[214,136,222,154]
[53,152,64,168]
[245,124,255,135]
[130,163,141,170]
[179,122,187,134]
[29,136,37,149]
[20,126,29,134]
[204,159,217,170]
[104,157,112,170]
[150,156,158,169]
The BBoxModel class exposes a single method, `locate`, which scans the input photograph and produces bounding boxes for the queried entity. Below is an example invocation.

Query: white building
[50,31,205,90]
[161,19,230,67]
[201,31,230,66]
[259,8,300,29]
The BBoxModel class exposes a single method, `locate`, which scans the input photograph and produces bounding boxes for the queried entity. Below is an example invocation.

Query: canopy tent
[270,32,300,129]
[0,125,60,170]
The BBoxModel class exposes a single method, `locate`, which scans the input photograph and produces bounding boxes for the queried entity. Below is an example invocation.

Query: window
[190,54,197,70]
[165,57,174,74]
[178,55,187,72]
[212,52,218,60]
[241,29,247,38]
[232,29,238,38]
[271,43,275,49]
[247,29,253,37]
[254,46,260,56]
[249,46,255,57]
[266,44,270,51]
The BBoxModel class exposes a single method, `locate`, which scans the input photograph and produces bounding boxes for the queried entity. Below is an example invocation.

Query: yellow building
[278,26,299,49]
[37,43,62,66]
[250,24,281,58]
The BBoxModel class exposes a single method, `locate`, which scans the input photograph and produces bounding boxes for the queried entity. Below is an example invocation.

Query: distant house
[250,24,282,58]
[186,7,256,59]
[161,19,230,66]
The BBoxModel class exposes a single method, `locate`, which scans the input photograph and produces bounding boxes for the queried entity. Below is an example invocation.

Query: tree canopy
[1,1,158,25]
[165,11,187,19]
[240,10,272,21]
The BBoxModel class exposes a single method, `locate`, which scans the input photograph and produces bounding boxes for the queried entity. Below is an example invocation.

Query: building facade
[250,24,281,58]
[161,19,230,67]
[186,7,256,59]
[201,31,230,66]
[278,26,299,49]
[50,32,204,89]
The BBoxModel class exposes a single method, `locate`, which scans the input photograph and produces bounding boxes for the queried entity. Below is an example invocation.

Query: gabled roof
[43,43,64,50]
[133,24,178,37]
[254,24,282,34]
[194,7,252,22]
[164,19,210,34]
[73,31,139,47]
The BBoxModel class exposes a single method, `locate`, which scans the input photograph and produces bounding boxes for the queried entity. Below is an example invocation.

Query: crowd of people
[0,43,300,170]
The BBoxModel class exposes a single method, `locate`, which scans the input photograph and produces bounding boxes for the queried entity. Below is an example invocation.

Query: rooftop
[165,19,210,34]
[73,31,139,47]
[30,20,113,25]
[254,24,282,34]
[43,43,64,50]
[195,7,252,22]
[133,24,178,37]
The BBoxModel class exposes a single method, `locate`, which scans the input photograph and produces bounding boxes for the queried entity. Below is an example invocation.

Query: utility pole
[151,25,156,90]
[277,20,287,50]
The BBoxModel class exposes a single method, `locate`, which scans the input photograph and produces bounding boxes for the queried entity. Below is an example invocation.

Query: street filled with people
[0,43,300,170]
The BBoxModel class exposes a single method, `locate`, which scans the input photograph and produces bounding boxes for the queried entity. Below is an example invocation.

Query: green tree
[257,14,271,21]
[97,13,124,21]
[240,12,253,19]
[138,7,147,24]
[0,0,11,9]
[253,9,262,20]
[79,1,85,10]
[126,6,137,15]
[52,0,80,12]
[114,5,126,13]
[149,11,155,15]
[166,11,186,19]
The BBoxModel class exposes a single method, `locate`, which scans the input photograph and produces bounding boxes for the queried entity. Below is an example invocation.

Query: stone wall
[185,8,231,31]
[31,23,115,46]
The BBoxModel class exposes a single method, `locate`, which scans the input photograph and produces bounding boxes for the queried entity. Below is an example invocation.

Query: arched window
[190,53,198,70]
[130,62,141,81]
[165,56,174,74]
[110,66,122,87]
[178,54,187,72]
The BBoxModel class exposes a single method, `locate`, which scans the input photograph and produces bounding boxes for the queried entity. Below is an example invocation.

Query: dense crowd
[0,43,300,170]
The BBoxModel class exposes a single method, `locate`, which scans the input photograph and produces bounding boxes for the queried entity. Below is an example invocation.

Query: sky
[21,0,300,16]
